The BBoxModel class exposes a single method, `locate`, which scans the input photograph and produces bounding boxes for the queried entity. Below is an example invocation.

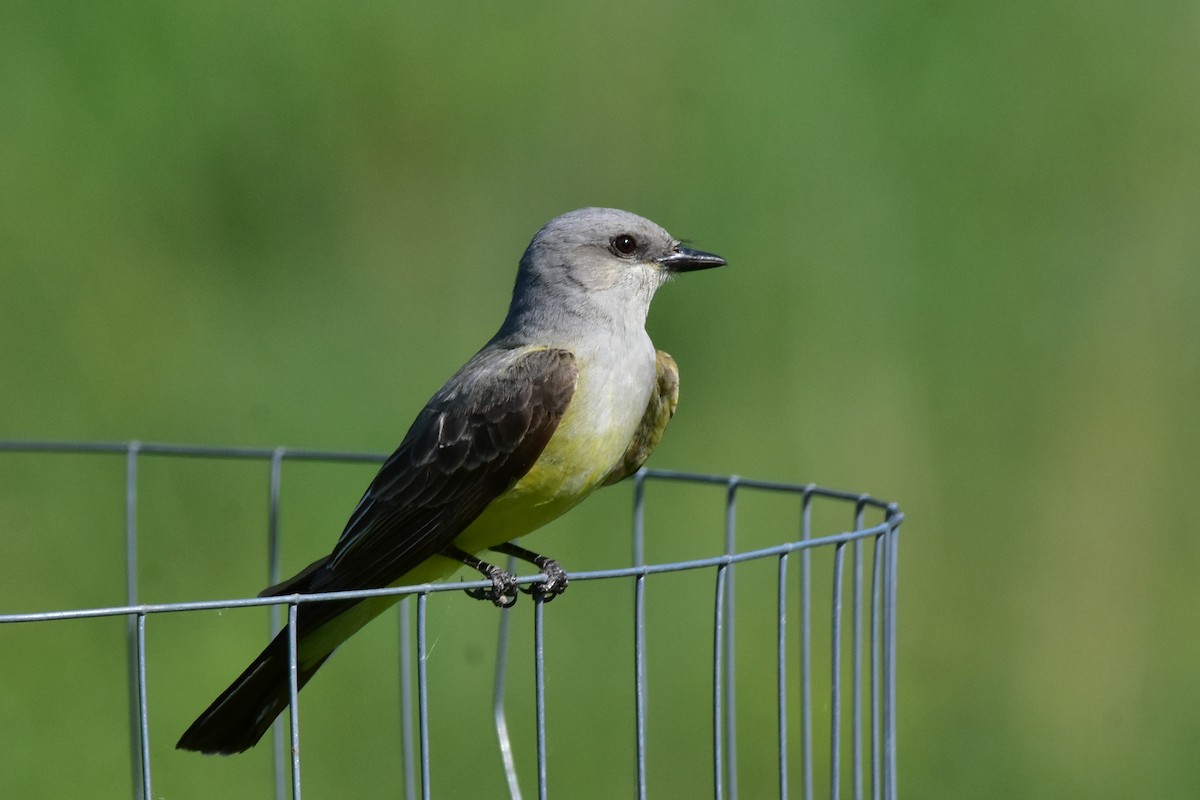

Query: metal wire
[286,602,303,800]
[268,447,288,800]
[0,440,902,799]
[801,489,815,799]
[493,568,524,800]
[632,473,649,799]
[398,597,418,800]
[722,479,739,800]
[134,613,151,799]
[124,443,144,800]
[777,551,791,800]
[416,593,431,800]
[533,598,548,800]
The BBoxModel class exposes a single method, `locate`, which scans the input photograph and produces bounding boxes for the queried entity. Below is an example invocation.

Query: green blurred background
[3,1,1199,797]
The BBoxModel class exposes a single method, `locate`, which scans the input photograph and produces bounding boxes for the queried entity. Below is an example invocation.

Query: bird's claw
[464,570,519,608]
[520,559,569,603]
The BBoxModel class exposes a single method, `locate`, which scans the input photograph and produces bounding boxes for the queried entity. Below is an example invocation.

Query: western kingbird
[177,207,726,754]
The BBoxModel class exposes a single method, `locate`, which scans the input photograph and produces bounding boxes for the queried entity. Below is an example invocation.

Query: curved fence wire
[0,441,901,800]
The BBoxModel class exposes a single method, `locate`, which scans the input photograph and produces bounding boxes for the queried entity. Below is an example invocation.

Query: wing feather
[263,347,577,621]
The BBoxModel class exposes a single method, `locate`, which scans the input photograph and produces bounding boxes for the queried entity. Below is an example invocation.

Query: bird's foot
[443,545,520,607]
[521,558,569,603]
[463,566,519,608]
[488,541,570,603]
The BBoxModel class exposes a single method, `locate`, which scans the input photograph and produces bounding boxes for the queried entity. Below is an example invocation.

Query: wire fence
[0,441,902,799]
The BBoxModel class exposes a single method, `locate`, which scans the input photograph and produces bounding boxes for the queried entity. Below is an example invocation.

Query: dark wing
[265,346,577,602]
[602,350,679,486]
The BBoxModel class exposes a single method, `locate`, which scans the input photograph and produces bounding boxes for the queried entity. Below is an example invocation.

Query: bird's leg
[443,546,518,608]
[489,541,569,602]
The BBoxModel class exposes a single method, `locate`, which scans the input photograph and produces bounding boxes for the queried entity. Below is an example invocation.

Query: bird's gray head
[502,208,725,336]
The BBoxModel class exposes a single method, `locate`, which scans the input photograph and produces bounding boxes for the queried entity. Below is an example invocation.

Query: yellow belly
[299,348,652,664]
[452,370,639,552]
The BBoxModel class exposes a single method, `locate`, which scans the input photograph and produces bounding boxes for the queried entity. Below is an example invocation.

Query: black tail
[175,624,331,755]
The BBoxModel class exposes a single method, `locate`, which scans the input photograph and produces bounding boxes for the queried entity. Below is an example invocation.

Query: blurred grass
[2,0,1199,797]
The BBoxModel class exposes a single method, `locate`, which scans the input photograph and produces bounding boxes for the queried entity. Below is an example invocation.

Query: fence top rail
[0,517,901,625]
[0,440,900,512]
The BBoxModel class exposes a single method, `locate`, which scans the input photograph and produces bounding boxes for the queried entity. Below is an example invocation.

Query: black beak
[656,245,727,272]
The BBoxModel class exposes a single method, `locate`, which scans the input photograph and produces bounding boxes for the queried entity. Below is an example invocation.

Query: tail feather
[176,625,330,755]
[179,554,396,755]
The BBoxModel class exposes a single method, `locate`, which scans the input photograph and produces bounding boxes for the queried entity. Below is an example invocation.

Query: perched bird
[177,207,726,754]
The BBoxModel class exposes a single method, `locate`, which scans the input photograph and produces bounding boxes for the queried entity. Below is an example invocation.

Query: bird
[176,207,726,754]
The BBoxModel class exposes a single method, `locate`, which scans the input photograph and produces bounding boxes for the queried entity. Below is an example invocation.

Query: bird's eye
[611,234,638,256]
